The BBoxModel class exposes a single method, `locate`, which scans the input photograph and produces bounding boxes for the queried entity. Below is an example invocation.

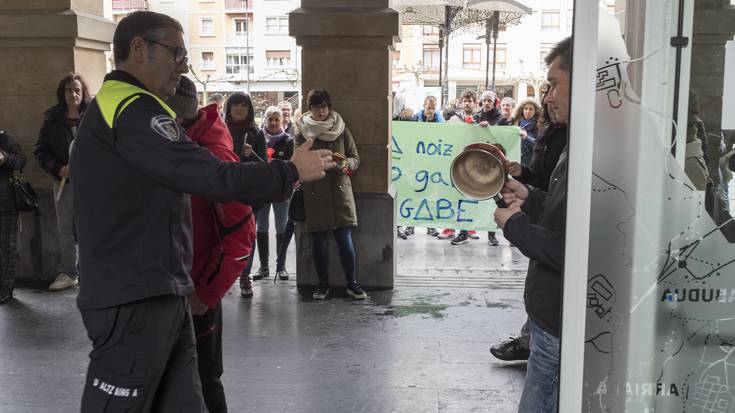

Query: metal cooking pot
[450,142,509,208]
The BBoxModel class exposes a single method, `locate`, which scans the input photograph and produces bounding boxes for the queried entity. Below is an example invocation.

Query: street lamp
[392,0,465,105]
[466,0,532,90]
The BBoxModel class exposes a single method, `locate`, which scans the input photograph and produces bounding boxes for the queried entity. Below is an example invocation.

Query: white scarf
[298,111,345,142]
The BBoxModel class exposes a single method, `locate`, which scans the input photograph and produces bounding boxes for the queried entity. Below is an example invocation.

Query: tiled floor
[0,229,529,412]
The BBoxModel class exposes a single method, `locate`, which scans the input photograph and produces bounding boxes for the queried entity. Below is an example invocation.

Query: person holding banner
[35,73,90,292]
[498,97,516,126]
[416,96,444,237]
[474,90,503,126]
[511,97,543,167]
[296,89,367,300]
[397,107,417,240]
[444,89,494,246]
[494,36,571,413]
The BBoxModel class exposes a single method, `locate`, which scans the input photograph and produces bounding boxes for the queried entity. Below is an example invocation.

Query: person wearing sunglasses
[71,11,335,412]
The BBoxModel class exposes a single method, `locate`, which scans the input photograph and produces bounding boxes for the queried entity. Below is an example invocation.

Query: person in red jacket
[167,77,255,413]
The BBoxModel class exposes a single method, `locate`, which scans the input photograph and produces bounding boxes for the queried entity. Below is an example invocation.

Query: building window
[540,43,553,69]
[201,52,215,70]
[200,18,214,37]
[463,43,482,69]
[234,18,248,36]
[265,17,288,34]
[226,48,251,74]
[541,11,560,31]
[489,44,507,71]
[266,50,291,67]
[422,25,439,36]
[422,44,440,70]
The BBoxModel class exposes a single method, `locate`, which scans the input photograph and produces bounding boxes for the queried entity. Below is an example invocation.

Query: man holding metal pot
[493,36,571,413]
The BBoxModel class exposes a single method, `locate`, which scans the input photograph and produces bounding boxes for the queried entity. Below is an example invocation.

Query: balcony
[226,33,250,45]
[112,0,148,12]
[224,0,252,13]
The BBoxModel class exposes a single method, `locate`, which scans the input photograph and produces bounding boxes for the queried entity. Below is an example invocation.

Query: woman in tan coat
[295,89,367,300]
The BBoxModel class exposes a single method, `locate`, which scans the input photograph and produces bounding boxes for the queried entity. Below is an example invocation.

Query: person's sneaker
[277,269,290,281]
[397,227,407,240]
[346,283,367,300]
[427,227,439,237]
[468,230,480,239]
[313,285,329,300]
[240,276,253,298]
[488,233,500,246]
[490,337,530,361]
[450,232,470,245]
[48,273,78,291]
[437,229,455,239]
[405,227,415,236]
[252,266,269,280]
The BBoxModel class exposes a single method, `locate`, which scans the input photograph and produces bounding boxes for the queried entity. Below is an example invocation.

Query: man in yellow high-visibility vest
[71,11,334,412]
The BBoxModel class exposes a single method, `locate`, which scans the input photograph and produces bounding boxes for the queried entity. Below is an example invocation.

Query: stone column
[690,0,735,140]
[290,0,399,291]
[0,0,114,281]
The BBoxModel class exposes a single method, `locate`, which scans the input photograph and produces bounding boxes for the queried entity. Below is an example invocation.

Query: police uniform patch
[150,115,181,142]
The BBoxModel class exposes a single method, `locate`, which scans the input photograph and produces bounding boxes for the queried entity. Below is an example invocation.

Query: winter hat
[166,76,199,121]
[481,90,497,102]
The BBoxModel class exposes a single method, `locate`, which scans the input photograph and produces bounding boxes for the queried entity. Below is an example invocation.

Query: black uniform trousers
[193,302,227,413]
[80,295,207,413]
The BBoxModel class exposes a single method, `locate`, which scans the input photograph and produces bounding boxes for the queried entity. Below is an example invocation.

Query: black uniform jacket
[71,70,299,310]
[504,146,568,337]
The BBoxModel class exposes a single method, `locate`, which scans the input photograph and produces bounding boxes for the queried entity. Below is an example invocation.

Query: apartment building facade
[109,0,300,113]
[392,0,605,107]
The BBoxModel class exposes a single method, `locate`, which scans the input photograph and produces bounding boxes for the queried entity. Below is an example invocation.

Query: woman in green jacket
[295,89,367,300]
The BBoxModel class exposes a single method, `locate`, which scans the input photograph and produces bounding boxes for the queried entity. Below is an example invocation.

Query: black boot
[252,232,269,280]
[275,233,289,280]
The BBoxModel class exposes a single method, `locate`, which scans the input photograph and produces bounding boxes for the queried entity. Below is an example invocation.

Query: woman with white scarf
[251,107,295,282]
[295,89,367,300]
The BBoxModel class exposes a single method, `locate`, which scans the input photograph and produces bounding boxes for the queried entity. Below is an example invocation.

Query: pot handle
[493,193,508,208]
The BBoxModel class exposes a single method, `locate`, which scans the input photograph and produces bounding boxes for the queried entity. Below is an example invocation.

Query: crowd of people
[1,8,734,413]
[393,86,546,246]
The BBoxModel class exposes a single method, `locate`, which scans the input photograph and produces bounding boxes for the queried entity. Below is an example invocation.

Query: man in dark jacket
[34,73,89,292]
[494,36,571,413]
[71,11,334,412]
[473,89,503,126]
[490,121,568,362]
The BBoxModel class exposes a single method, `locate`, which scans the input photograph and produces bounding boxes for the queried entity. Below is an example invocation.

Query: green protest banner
[391,121,521,231]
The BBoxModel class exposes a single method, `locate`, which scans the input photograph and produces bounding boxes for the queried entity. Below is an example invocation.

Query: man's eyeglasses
[309,104,329,112]
[143,37,188,65]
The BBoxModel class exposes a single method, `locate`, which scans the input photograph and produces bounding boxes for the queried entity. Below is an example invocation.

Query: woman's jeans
[256,201,289,234]
[518,320,560,413]
[310,227,356,287]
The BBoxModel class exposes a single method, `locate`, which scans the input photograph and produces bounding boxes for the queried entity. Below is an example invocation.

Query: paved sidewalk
[0,229,529,413]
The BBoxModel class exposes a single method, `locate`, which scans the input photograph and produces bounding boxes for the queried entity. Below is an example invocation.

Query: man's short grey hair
[209,93,225,103]
[113,11,183,65]
[544,36,572,71]
[278,101,292,110]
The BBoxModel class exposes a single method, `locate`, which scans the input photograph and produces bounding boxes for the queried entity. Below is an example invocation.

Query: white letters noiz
[92,377,140,398]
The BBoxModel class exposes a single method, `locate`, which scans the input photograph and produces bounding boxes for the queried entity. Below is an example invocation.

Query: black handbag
[288,186,305,222]
[11,171,39,213]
